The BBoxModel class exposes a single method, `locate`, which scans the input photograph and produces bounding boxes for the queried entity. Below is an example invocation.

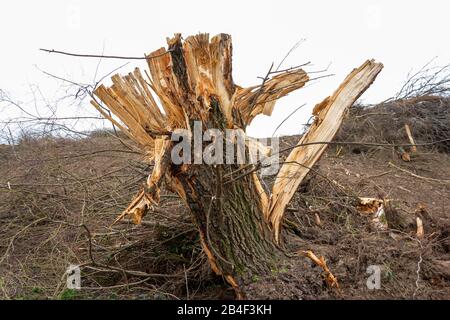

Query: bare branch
[39,48,173,60]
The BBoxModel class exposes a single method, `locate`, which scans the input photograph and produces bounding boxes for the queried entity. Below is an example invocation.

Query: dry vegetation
[0,95,449,299]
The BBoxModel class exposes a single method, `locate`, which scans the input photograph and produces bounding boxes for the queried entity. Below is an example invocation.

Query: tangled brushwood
[336,96,450,153]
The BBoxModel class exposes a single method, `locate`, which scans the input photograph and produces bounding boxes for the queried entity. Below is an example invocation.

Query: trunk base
[172,163,282,297]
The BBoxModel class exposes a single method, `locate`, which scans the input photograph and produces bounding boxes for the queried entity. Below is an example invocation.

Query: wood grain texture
[269,59,383,242]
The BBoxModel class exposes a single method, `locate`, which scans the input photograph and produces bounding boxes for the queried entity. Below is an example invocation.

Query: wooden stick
[389,161,450,184]
[416,217,424,239]
[405,124,417,152]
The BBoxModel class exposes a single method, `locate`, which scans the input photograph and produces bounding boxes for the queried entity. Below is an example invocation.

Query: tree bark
[173,163,280,296]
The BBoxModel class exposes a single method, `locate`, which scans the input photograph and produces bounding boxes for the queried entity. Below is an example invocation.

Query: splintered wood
[111,137,170,226]
[301,250,339,289]
[235,70,309,125]
[269,60,383,242]
[357,197,388,230]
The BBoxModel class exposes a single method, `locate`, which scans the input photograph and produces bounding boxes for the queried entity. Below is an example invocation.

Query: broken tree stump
[91,33,383,296]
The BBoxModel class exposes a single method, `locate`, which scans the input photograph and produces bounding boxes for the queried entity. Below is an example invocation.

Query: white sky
[1,0,449,137]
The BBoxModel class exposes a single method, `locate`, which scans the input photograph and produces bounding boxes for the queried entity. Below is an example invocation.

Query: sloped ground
[245,96,450,299]
[0,97,449,299]
[245,145,450,299]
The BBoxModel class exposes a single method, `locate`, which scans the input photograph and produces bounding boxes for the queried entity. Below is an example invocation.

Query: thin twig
[39,48,173,60]
[272,103,306,137]
[388,161,450,184]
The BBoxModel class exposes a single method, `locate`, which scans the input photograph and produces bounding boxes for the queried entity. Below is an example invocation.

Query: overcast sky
[1,0,449,137]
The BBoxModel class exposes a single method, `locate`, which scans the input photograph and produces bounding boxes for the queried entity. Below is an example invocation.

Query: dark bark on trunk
[165,36,285,295]
[172,157,282,296]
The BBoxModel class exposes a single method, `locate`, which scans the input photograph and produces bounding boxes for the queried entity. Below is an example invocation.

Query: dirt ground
[0,97,449,299]
[244,146,450,299]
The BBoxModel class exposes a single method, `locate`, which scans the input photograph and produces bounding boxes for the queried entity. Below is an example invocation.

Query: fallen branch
[388,161,450,184]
